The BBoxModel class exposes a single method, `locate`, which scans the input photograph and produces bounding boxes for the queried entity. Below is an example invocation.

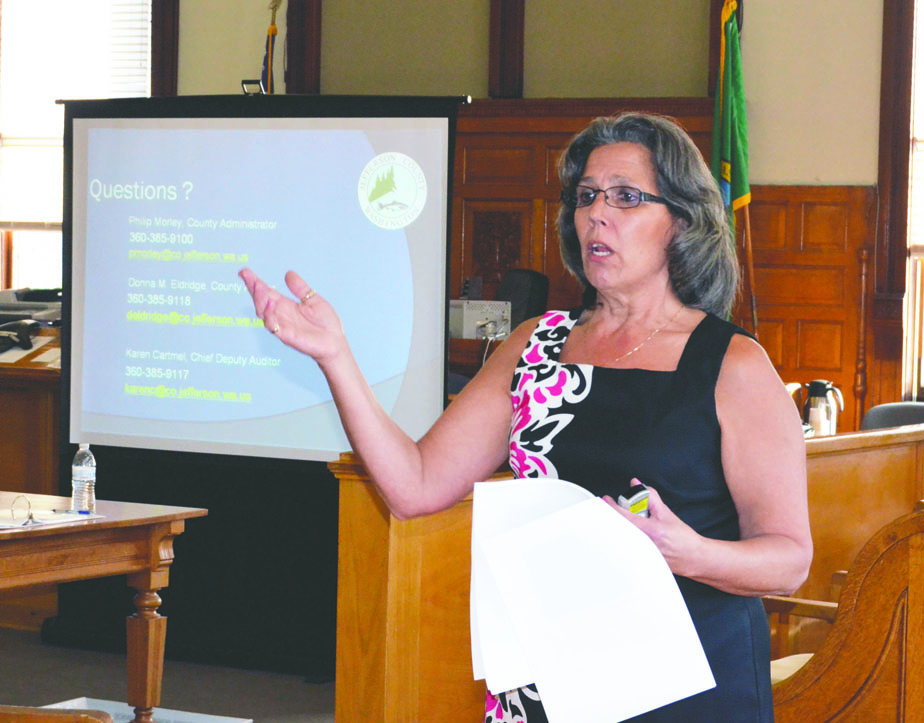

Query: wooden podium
[328,453,486,722]
[329,427,924,718]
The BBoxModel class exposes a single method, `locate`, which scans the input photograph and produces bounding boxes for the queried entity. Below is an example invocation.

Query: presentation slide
[68,114,449,461]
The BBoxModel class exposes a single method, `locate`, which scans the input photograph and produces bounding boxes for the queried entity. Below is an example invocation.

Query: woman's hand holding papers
[603,479,702,579]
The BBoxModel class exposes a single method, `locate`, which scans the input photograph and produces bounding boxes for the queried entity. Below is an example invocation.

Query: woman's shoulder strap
[677,313,757,377]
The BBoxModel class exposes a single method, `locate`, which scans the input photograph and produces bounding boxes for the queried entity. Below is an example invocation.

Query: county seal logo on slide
[358,152,427,229]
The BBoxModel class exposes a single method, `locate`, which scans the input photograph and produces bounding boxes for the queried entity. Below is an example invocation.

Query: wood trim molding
[0,231,11,289]
[855,247,871,426]
[874,0,914,319]
[459,96,714,121]
[285,0,322,94]
[708,0,722,96]
[708,0,743,97]
[151,0,179,97]
[488,0,524,98]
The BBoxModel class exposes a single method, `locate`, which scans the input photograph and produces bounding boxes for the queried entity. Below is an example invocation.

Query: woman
[240,112,812,722]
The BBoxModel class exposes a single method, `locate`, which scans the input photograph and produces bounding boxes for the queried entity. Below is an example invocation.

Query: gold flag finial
[269,0,282,25]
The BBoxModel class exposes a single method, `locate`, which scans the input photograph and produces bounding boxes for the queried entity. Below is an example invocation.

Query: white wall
[524,0,710,98]
[321,0,489,97]
[178,0,288,95]
[176,0,885,185]
[742,0,883,185]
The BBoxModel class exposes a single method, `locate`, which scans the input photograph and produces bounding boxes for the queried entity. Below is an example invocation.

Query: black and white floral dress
[485,309,773,723]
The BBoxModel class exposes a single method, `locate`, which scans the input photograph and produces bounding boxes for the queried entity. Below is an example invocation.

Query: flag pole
[262,0,283,94]
[742,204,759,338]
[711,0,755,331]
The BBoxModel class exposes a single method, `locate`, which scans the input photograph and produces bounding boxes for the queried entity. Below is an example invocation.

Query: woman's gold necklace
[611,305,685,363]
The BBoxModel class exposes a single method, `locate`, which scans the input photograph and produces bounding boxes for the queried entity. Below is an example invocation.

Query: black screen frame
[59,93,465,484]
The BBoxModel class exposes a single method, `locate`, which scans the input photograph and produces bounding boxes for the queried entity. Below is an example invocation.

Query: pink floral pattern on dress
[486,310,589,723]
[485,686,541,722]
[509,310,591,479]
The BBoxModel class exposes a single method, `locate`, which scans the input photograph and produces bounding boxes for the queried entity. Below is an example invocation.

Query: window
[0,0,151,289]
[906,2,924,397]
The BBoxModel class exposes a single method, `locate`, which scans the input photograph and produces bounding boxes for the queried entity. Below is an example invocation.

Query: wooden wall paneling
[450,192,466,300]
[539,199,583,311]
[452,139,563,300]
[536,137,584,309]
[466,200,531,300]
[455,99,715,164]
[453,98,715,308]
[756,268,846,307]
[528,198,547,272]
[756,318,785,369]
[868,325,904,408]
[735,185,876,432]
[451,135,541,298]
[453,103,892,424]
[0,379,59,496]
[452,128,546,299]
[745,198,788,251]
[796,320,844,371]
[462,145,535,186]
[0,388,49,494]
[0,384,59,629]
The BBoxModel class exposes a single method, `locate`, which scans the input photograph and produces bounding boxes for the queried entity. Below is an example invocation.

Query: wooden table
[0,491,207,723]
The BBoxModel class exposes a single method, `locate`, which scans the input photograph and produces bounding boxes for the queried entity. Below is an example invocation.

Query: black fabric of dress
[501,310,773,723]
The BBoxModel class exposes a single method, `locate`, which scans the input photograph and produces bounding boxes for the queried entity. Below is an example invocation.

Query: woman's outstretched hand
[239,267,347,366]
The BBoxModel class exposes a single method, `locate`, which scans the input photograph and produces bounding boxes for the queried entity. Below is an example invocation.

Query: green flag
[711,0,750,222]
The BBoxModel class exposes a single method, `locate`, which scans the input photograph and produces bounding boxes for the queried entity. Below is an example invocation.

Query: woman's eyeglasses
[561,185,671,210]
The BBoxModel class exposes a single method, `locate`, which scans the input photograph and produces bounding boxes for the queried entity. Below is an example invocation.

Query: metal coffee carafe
[802,380,844,436]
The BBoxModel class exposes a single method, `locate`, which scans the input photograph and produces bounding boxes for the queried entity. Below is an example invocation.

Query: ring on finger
[302,289,316,303]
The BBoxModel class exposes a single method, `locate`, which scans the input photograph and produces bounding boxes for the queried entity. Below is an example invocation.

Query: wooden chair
[0,707,113,723]
[764,569,845,676]
[763,501,924,721]
[763,594,837,671]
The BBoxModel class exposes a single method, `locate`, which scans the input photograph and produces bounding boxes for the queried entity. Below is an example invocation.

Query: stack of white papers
[470,478,715,722]
[0,509,104,529]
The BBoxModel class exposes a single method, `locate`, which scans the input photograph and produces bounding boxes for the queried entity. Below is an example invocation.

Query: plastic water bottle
[71,443,96,513]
